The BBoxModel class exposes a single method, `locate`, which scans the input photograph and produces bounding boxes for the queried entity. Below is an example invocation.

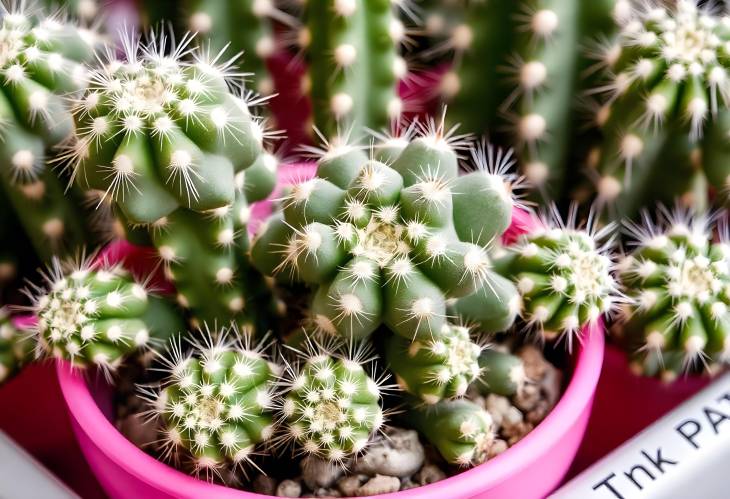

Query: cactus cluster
[589,0,730,217]
[25,257,181,374]
[146,327,278,477]
[618,208,730,379]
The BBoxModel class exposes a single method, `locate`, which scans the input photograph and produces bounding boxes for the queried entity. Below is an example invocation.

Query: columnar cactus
[300,0,407,137]
[147,327,278,477]
[0,308,31,384]
[496,209,620,345]
[251,126,515,340]
[589,0,730,217]
[69,30,276,325]
[0,6,99,260]
[406,398,494,466]
[279,345,386,463]
[618,208,730,379]
[386,323,482,404]
[441,0,619,197]
[26,257,182,373]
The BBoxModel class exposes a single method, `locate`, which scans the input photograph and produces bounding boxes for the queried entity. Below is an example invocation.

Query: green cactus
[589,1,730,217]
[279,345,386,463]
[386,323,482,404]
[473,348,528,398]
[406,398,494,466]
[497,209,620,345]
[27,257,183,374]
[442,0,619,198]
[618,208,730,380]
[69,30,278,325]
[300,0,407,137]
[0,308,32,385]
[251,128,515,341]
[43,0,99,23]
[146,326,278,477]
[0,7,100,260]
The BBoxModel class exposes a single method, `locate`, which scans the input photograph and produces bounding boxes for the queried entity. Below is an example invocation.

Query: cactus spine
[618,208,730,379]
[147,327,278,478]
[300,0,407,137]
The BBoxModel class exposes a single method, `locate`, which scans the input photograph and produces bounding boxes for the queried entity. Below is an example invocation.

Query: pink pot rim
[57,324,604,499]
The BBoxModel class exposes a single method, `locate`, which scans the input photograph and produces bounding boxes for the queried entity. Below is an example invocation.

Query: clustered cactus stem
[300,0,408,137]
[251,121,516,341]
[618,207,730,380]
[496,207,621,347]
[0,6,99,260]
[277,341,387,464]
[144,326,278,479]
[23,256,182,376]
[589,0,730,218]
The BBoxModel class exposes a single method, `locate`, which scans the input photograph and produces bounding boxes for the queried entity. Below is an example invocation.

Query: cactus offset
[406,398,494,466]
[386,323,482,404]
[589,1,730,217]
[618,208,730,379]
[26,257,182,374]
[473,348,528,398]
[145,326,278,479]
[278,343,386,463]
[300,0,407,137]
[252,125,516,340]
[0,6,100,260]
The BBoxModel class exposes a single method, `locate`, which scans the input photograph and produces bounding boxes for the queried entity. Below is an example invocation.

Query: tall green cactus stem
[386,323,482,404]
[407,398,494,466]
[500,211,620,344]
[301,0,406,137]
[252,129,515,340]
[590,1,730,217]
[0,8,98,260]
[27,258,183,374]
[618,210,730,379]
[443,0,617,197]
[473,348,528,398]
[0,308,31,384]
[185,0,284,96]
[148,328,277,477]
[279,348,385,463]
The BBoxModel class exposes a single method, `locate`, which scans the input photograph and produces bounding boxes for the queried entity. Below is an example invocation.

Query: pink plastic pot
[57,164,606,498]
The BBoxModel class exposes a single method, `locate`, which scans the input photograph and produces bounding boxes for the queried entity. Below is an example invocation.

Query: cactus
[386,323,482,404]
[300,0,407,137]
[406,398,494,466]
[145,326,278,478]
[617,208,730,380]
[473,348,528,398]
[0,6,101,260]
[497,208,620,346]
[0,308,32,384]
[251,127,515,340]
[25,256,183,374]
[69,29,277,325]
[278,343,386,463]
[43,0,99,23]
[588,0,730,217]
[441,0,619,198]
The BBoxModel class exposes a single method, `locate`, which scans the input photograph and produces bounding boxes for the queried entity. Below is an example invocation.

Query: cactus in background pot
[588,0,730,218]
[25,256,182,374]
[251,123,516,340]
[617,207,730,380]
[144,326,278,479]
[0,5,102,260]
[0,307,32,385]
[299,0,408,137]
